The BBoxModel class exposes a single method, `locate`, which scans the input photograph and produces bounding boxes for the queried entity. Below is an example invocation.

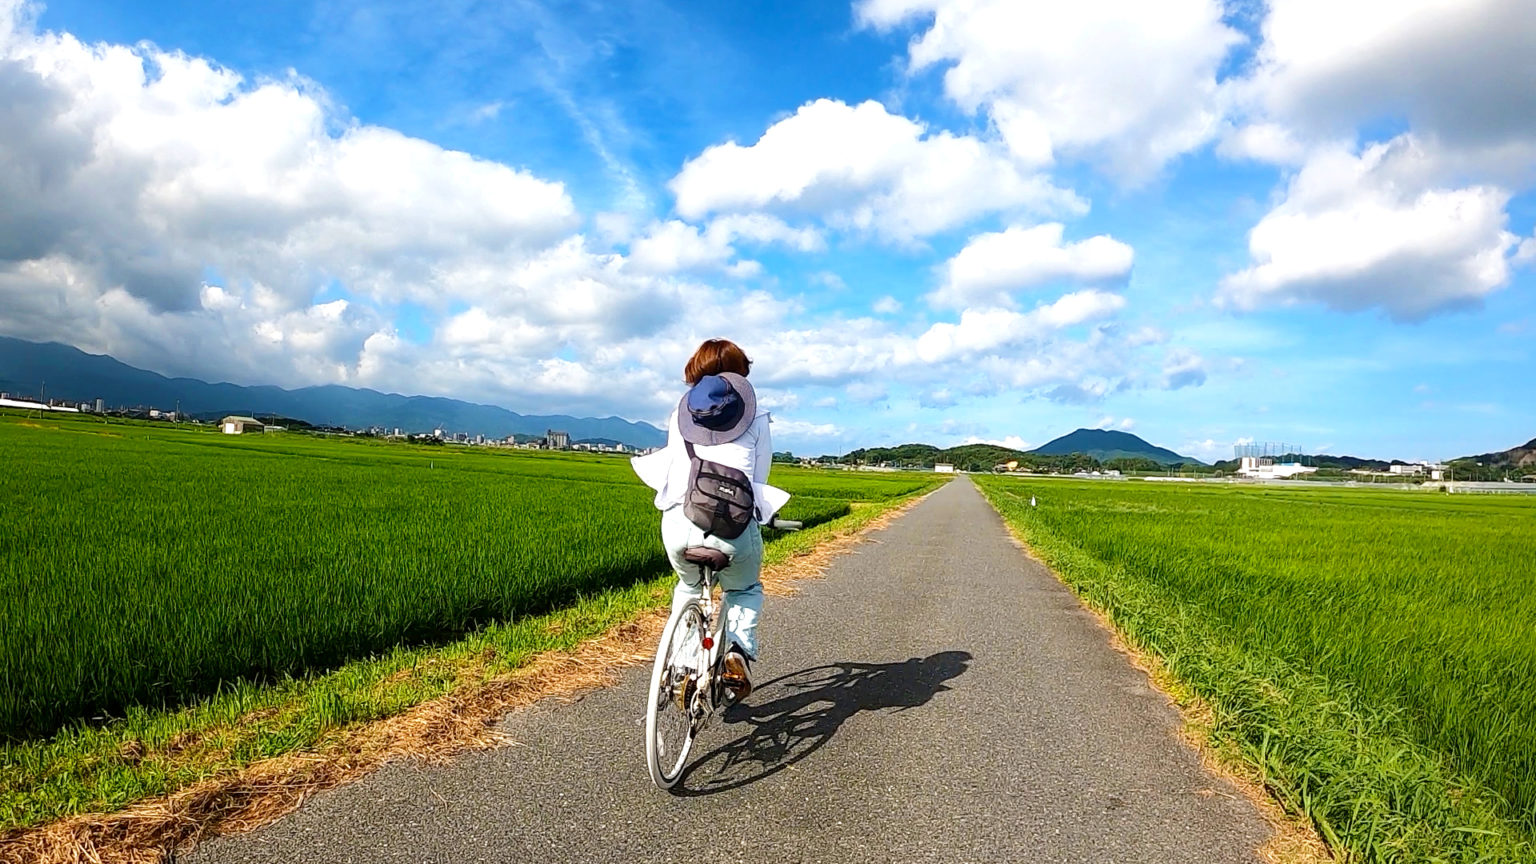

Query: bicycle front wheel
[645,602,706,789]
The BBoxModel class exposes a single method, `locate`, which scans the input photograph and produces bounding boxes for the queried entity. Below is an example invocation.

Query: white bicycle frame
[678,563,730,728]
[647,517,800,789]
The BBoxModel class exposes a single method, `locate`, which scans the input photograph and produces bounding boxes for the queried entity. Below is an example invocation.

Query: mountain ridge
[1030,428,1205,466]
[1459,437,1536,470]
[0,337,665,448]
[835,429,1202,471]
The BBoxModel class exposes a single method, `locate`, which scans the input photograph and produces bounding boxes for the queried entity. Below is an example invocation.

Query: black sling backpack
[682,440,755,539]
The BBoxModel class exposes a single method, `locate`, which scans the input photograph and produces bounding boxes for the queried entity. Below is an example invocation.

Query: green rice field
[975,475,1536,862]
[0,413,934,741]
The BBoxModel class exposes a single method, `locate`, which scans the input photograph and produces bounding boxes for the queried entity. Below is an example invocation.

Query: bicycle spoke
[646,603,707,789]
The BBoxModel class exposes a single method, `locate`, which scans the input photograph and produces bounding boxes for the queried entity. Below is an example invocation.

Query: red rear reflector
[701,637,714,649]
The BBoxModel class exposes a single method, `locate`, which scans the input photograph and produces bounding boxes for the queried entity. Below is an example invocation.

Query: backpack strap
[681,439,711,538]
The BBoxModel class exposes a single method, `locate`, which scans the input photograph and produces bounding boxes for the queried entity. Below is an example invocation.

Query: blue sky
[2,0,1533,461]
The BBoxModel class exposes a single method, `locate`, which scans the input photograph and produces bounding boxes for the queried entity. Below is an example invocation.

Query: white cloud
[872,295,902,314]
[469,100,505,123]
[1124,326,1168,348]
[1516,235,1536,265]
[1096,415,1135,431]
[772,418,843,438]
[919,388,956,409]
[626,220,738,275]
[1238,0,1536,163]
[1220,136,1519,320]
[669,98,1083,241]
[1213,1,1536,321]
[961,434,1030,451]
[756,389,800,413]
[711,214,825,253]
[858,0,1241,179]
[915,290,1126,364]
[1217,122,1307,165]
[0,7,580,385]
[845,380,890,404]
[809,271,847,292]
[1162,349,1207,390]
[625,215,822,276]
[931,223,1133,309]
[1180,438,1230,463]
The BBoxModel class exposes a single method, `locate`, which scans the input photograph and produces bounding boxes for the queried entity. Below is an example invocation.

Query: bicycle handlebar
[767,516,803,531]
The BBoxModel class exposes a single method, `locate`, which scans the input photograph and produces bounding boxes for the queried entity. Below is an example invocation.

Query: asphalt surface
[191,476,1271,864]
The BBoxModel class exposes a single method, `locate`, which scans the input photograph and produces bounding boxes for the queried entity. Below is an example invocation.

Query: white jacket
[631,408,790,524]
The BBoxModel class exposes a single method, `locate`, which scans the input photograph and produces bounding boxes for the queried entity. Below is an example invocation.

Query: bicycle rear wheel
[646,602,706,789]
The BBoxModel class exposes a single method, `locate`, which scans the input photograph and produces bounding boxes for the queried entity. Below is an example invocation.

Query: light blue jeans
[660,506,764,659]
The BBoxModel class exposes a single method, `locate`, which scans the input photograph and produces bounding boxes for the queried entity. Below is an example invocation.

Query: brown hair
[684,339,752,384]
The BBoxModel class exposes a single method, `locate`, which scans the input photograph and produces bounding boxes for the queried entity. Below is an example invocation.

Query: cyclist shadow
[673,650,972,796]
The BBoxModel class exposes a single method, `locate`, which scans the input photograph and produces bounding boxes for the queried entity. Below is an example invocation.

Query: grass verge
[0,486,936,864]
[975,479,1534,863]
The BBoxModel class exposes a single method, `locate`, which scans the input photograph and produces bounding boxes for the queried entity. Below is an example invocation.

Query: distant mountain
[0,337,665,448]
[1459,437,1536,469]
[836,434,1203,472]
[1209,453,1395,472]
[838,442,1033,472]
[1030,428,1204,466]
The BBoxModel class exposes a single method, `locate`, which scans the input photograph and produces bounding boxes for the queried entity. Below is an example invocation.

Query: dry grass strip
[1000,530,1332,864]
[1,490,932,864]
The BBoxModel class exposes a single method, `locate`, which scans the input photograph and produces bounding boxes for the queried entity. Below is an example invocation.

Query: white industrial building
[1237,456,1316,480]
[1389,461,1447,480]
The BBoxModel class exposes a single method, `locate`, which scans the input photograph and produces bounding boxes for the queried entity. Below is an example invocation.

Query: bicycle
[645,516,801,790]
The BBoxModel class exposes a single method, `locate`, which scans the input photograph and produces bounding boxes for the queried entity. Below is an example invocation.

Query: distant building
[1237,456,1315,479]
[934,462,956,474]
[1389,461,1447,480]
[95,398,105,413]
[221,415,265,435]
[546,429,570,450]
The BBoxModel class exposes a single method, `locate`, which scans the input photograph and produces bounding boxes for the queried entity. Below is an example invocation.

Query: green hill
[1450,437,1536,480]
[831,441,1124,473]
[1030,428,1204,466]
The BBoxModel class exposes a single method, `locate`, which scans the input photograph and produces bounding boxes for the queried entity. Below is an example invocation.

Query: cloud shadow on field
[671,650,972,796]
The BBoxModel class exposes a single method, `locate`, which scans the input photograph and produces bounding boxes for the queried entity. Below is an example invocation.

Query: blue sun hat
[678,372,756,445]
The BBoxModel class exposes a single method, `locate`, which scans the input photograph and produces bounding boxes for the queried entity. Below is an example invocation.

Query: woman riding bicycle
[632,339,788,701]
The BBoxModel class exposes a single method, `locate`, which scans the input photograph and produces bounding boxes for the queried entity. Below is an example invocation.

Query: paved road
[193,477,1271,863]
